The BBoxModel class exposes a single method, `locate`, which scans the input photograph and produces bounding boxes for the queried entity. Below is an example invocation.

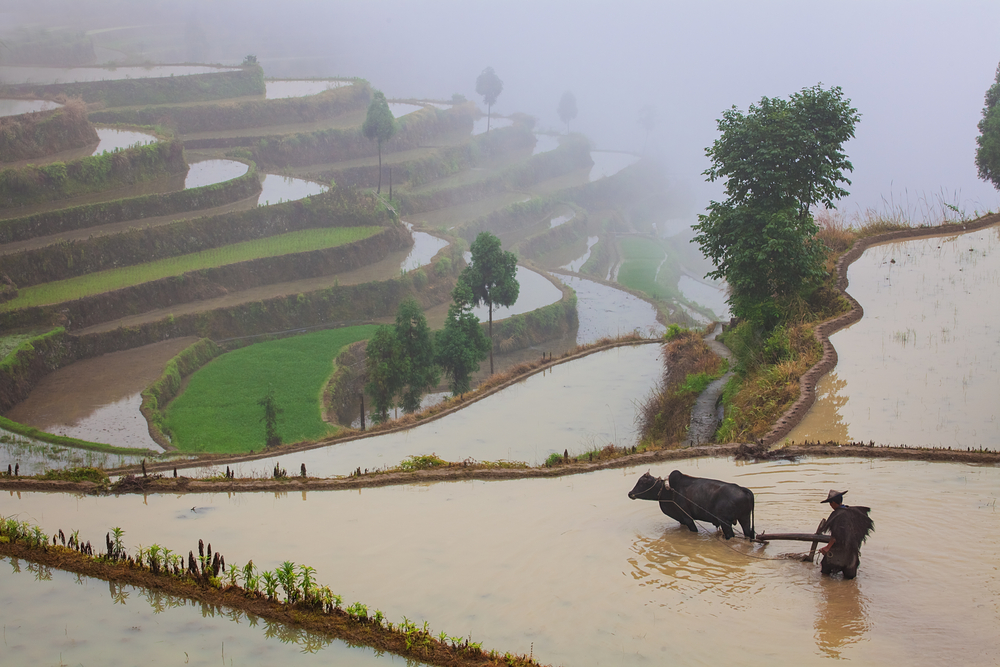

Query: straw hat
[820,489,847,503]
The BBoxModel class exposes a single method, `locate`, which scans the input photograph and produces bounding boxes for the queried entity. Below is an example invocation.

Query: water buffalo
[628,470,755,539]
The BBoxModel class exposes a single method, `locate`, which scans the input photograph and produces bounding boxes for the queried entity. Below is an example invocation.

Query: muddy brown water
[5,457,998,665]
[3,337,197,458]
[787,224,1000,449]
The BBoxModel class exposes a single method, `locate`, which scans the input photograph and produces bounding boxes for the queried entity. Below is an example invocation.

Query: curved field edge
[758,212,1000,446]
[3,226,384,310]
[3,442,997,496]
[162,326,380,454]
[0,536,544,667]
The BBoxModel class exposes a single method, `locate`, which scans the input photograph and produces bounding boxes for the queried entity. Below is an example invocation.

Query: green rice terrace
[5,51,999,667]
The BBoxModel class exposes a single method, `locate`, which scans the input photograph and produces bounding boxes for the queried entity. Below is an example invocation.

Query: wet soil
[3,337,198,448]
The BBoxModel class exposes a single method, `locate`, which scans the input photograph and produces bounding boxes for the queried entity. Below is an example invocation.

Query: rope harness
[653,477,804,562]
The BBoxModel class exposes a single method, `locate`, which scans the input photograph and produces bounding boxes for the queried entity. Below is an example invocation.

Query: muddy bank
[3,441,997,496]
[760,214,1000,445]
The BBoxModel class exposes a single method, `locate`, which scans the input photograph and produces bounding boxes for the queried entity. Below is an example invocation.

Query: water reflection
[0,98,62,116]
[677,274,730,320]
[400,224,448,271]
[558,274,664,343]
[92,127,157,153]
[589,151,639,181]
[814,577,871,658]
[388,102,424,118]
[190,343,661,477]
[787,224,1000,448]
[264,79,349,99]
[0,556,412,666]
[532,133,559,155]
[9,458,998,666]
[258,173,327,205]
[0,64,232,84]
[184,159,249,189]
[471,116,513,135]
[561,236,599,272]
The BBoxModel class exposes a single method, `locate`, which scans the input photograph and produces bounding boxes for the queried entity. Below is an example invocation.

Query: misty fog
[4,0,1000,220]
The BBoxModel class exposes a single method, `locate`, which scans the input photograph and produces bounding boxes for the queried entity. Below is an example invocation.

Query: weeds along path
[684,323,735,446]
[759,212,1000,446]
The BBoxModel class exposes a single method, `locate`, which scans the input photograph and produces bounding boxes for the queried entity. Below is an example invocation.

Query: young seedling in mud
[277,561,298,603]
[261,571,279,601]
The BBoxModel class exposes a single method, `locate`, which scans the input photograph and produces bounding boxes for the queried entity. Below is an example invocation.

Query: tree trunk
[488,302,493,374]
[377,141,383,194]
[487,103,491,135]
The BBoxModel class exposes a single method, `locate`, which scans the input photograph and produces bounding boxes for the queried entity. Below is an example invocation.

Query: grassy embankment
[163,326,378,453]
[1,226,382,310]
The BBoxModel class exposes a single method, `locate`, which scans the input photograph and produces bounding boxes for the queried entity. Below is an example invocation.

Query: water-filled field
[0,98,62,116]
[0,64,233,84]
[787,224,1000,448]
[7,457,998,666]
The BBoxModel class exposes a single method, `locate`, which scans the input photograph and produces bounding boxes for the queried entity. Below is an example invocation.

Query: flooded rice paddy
[0,98,62,116]
[257,173,327,206]
[184,159,249,189]
[387,102,424,118]
[7,457,998,666]
[0,556,407,666]
[787,224,1000,448]
[0,64,233,84]
[264,79,350,99]
[2,338,198,468]
[92,127,157,153]
[677,274,731,321]
[589,151,640,181]
[471,116,513,135]
[532,133,560,155]
[193,343,661,478]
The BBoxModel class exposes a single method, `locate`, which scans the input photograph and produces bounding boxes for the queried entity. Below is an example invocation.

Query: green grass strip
[163,325,378,454]
[616,236,667,298]
[3,226,383,310]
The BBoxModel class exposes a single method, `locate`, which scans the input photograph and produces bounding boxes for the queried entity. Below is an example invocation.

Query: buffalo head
[628,472,665,500]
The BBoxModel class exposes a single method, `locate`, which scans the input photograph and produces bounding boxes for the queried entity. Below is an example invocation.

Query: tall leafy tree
[976,60,1000,190]
[394,297,439,413]
[362,90,398,194]
[435,282,491,395]
[475,66,503,134]
[460,231,519,374]
[364,325,404,423]
[693,84,860,326]
[557,91,578,128]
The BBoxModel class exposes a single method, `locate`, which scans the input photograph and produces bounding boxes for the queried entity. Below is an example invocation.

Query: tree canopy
[394,297,439,413]
[435,282,491,395]
[976,61,1000,190]
[693,84,859,326]
[558,91,577,127]
[459,231,519,374]
[362,90,398,193]
[363,325,404,423]
[475,66,503,134]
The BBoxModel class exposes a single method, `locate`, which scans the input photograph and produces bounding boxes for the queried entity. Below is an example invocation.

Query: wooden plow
[752,519,829,562]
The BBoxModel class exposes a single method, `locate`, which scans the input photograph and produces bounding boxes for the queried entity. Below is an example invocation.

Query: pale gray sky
[5,0,1000,219]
